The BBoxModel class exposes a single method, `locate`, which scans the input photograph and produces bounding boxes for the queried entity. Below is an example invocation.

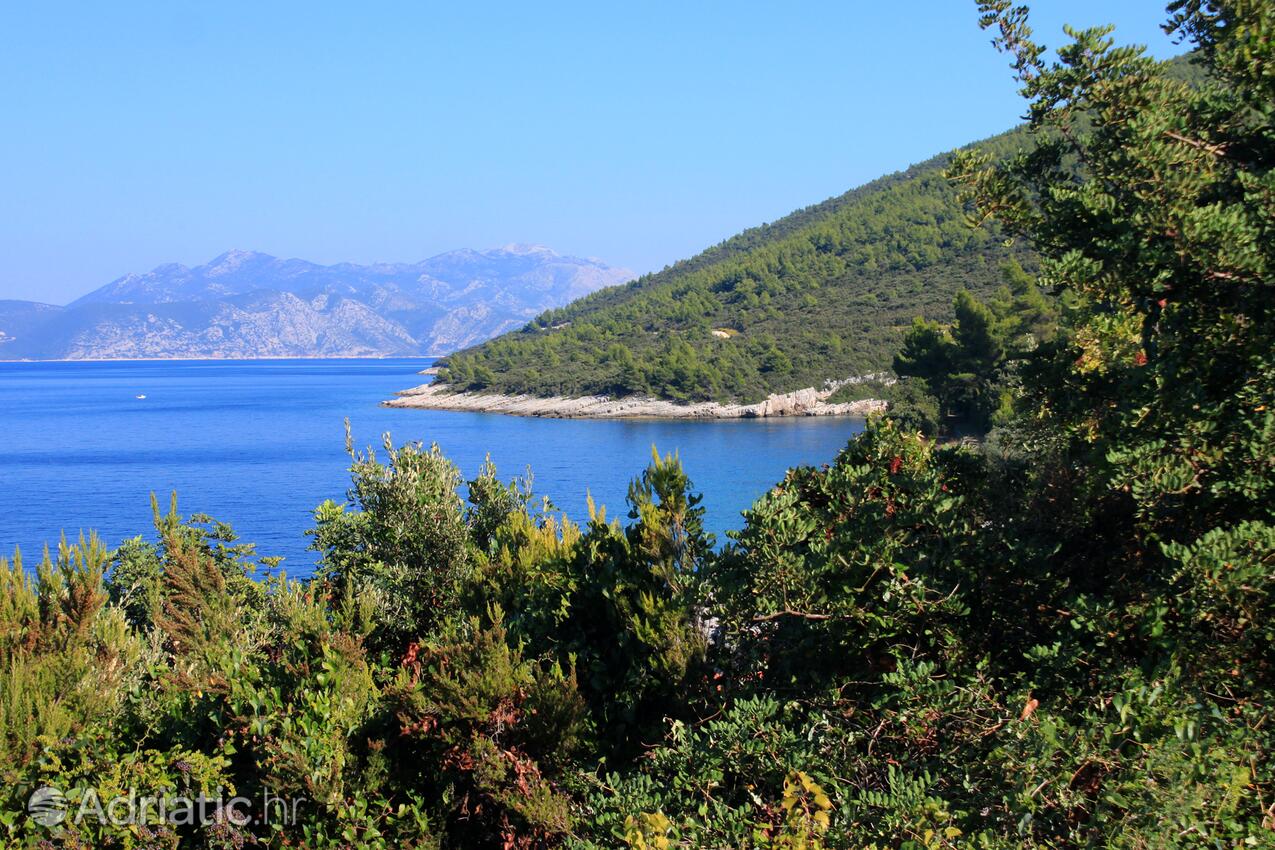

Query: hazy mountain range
[0,245,633,360]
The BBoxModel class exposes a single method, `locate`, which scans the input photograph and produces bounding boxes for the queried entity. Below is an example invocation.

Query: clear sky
[1,1,1184,304]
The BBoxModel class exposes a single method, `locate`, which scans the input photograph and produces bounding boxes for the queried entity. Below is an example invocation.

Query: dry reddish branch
[752,609,834,622]
[1164,130,1231,158]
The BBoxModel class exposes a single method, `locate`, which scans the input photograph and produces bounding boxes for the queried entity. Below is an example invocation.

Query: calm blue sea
[0,359,863,576]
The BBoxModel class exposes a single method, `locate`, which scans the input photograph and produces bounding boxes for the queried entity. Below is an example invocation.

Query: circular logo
[27,786,67,827]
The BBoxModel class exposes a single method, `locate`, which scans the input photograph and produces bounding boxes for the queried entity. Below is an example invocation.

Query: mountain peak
[205,249,276,274]
[497,243,557,257]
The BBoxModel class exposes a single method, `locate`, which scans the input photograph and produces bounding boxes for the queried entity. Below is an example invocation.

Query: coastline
[0,354,441,364]
[383,381,886,420]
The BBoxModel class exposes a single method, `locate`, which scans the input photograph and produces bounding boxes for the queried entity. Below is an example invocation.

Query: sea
[0,359,864,577]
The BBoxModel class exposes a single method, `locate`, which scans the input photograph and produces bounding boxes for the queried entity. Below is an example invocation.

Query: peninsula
[383,380,885,419]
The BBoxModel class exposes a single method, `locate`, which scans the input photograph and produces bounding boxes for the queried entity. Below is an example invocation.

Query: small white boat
[135,394,147,399]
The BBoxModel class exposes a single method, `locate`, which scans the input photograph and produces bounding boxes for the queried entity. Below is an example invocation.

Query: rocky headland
[383,381,885,419]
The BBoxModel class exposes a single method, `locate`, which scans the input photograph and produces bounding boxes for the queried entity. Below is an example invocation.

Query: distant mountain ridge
[0,246,632,360]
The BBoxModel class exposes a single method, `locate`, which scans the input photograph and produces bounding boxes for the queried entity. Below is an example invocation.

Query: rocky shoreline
[383,381,886,420]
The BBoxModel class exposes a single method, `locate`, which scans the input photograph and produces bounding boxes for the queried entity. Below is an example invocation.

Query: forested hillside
[437,55,1207,407]
[437,130,1036,402]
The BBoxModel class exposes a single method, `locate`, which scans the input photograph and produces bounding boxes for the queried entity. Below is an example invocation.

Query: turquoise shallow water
[0,359,864,575]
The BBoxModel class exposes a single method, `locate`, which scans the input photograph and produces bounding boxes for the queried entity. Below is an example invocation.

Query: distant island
[0,245,632,360]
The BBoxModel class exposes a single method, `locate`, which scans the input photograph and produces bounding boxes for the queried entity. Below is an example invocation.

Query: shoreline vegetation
[383,379,886,419]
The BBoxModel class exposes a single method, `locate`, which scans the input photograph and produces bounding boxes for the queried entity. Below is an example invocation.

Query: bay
[0,359,864,575]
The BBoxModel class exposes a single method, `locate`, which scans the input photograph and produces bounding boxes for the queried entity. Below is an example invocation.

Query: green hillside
[434,55,1210,407]
[436,129,1035,403]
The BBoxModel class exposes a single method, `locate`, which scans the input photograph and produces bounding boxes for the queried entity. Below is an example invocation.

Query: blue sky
[1,2,1184,304]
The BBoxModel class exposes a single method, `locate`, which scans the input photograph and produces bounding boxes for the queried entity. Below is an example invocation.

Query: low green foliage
[893,266,1059,434]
